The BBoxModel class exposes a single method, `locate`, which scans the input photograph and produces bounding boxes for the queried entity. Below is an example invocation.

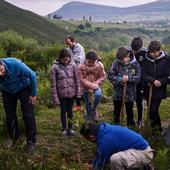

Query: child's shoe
[67,129,76,136]
[137,120,144,129]
[62,129,67,135]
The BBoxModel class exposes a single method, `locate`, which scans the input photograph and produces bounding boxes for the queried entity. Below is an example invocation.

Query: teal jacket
[0,58,36,96]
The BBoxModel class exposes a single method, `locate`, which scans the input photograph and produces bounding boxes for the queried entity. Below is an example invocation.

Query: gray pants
[110,146,153,170]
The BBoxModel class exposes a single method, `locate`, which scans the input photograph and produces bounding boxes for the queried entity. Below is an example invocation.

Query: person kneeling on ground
[80,121,153,170]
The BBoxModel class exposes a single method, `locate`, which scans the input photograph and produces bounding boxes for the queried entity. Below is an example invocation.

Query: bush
[85,22,91,28]
[78,24,85,30]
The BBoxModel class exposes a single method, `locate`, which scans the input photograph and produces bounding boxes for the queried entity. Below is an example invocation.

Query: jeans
[83,88,102,115]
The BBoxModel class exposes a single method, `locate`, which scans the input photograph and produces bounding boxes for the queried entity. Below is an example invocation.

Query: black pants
[114,101,135,126]
[75,97,81,106]
[2,87,36,144]
[136,86,144,122]
[148,100,162,132]
[60,98,74,130]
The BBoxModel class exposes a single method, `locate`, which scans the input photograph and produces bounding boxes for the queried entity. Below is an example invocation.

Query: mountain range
[0,0,67,43]
[50,0,170,22]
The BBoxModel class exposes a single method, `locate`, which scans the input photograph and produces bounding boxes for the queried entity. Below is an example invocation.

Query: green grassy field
[0,98,170,170]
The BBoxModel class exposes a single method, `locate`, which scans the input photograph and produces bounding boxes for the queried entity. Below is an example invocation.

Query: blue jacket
[0,58,36,96]
[93,123,149,169]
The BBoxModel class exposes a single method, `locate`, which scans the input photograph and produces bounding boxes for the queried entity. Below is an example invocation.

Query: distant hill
[0,0,68,43]
[50,0,170,22]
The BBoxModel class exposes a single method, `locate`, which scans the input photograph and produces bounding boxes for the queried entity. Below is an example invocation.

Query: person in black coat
[129,37,147,128]
[142,40,170,134]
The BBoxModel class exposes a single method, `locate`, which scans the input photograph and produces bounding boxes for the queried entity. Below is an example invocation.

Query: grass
[0,97,170,169]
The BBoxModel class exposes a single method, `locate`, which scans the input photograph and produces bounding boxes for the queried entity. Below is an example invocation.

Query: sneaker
[67,129,76,136]
[26,142,36,153]
[137,121,144,129]
[62,129,67,135]
[92,111,99,122]
[73,106,82,112]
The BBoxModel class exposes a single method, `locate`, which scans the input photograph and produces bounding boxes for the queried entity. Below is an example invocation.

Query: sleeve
[128,63,141,84]
[107,62,123,86]
[73,45,85,65]
[158,57,170,86]
[50,65,60,105]
[78,64,99,90]
[141,61,155,84]
[73,64,81,98]
[93,145,111,170]
[18,61,37,96]
[95,62,106,85]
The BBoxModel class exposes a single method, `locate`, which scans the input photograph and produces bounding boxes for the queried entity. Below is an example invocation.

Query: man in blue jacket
[80,121,153,170]
[0,58,37,152]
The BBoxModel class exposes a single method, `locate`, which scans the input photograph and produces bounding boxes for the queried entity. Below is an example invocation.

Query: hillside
[0,0,68,44]
[50,0,170,22]
[51,20,170,52]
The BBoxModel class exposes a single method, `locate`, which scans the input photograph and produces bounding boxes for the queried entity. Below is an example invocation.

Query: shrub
[78,24,85,30]
[85,22,91,28]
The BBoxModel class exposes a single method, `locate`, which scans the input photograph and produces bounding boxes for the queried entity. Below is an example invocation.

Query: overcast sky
[5,0,158,16]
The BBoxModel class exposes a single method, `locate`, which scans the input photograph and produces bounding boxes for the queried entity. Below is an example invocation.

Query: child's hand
[93,83,99,90]
[87,164,93,170]
[122,75,128,83]
[154,80,161,87]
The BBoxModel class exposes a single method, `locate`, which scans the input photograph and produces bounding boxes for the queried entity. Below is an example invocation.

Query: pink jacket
[78,60,106,92]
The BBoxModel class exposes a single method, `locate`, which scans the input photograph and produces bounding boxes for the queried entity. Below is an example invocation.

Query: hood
[116,55,137,65]
[53,59,72,66]
[146,51,166,62]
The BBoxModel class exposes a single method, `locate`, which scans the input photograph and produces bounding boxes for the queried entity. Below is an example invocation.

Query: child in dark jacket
[108,47,141,126]
[129,37,147,128]
[142,41,170,134]
[50,49,81,136]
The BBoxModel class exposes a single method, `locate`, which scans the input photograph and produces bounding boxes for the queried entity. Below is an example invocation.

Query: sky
[5,0,158,16]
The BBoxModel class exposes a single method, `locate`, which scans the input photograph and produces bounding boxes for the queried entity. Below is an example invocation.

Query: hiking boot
[92,111,99,122]
[26,142,36,153]
[67,129,76,136]
[62,129,67,135]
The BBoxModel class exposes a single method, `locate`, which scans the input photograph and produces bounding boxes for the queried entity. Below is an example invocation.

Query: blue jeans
[83,88,102,115]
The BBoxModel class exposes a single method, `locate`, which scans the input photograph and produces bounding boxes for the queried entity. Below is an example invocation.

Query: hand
[87,163,93,170]
[153,80,161,87]
[93,83,99,90]
[29,96,37,105]
[122,75,128,83]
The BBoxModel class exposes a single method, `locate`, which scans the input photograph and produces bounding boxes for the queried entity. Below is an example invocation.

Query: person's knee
[110,154,121,165]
